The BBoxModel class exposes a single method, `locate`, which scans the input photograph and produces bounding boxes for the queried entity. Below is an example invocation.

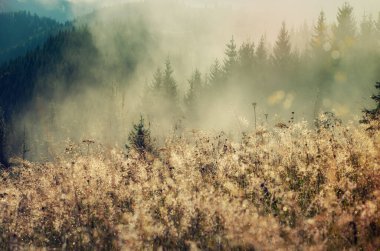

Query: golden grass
[1,122,380,250]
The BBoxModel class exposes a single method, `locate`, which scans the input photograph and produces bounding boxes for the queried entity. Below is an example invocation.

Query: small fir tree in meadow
[361,82,380,128]
[126,116,153,154]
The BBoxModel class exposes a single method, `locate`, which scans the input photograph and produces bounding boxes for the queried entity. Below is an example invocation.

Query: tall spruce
[272,22,292,68]
[359,14,376,49]
[361,82,380,125]
[238,41,255,75]
[311,11,329,55]
[311,13,333,120]
[152,68,163,91]
[223,37,238,77]
[163,59,177,100]
[333,3,356,49]
[186,69,202,107]
[256,36,268,64]
[209,59,223,85]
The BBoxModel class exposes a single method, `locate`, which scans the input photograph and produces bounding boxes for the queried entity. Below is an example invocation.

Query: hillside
[0,27,98,119]
[1,0,74,22]
[0,11,66,64]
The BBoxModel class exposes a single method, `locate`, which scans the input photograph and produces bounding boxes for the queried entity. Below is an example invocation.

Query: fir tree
[311,13,334,120]
[360,15,374,38]
[255,36,268,65]
[186,69,202,107]
[333,3,356,48]
[223,37,238,76]
[272,22,292,68]
[238,41,255,74]
[376,13,380,38]
[361,82,380,126]
[209,59,222,85]
[311,11,329,55]
[152,68,163,91]
[162,59,177,100]
[359,14,376,49]
[126,116,153,154]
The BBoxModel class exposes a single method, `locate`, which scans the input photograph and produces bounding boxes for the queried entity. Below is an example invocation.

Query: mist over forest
[1,1,380,160]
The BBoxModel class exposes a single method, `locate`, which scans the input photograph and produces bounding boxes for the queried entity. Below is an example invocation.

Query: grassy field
[0,121,379,250]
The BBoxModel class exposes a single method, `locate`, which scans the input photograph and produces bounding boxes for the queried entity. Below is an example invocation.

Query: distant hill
[0,27,99,120]
[0,11,67,64]
[1,0,73,22]
[0,13,154,121]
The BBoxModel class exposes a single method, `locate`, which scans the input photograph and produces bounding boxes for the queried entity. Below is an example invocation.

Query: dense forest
[0,11,66,64]
[1,0,74,22]
[0,2,380,250]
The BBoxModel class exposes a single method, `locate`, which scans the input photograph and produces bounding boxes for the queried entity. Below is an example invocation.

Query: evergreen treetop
[361,82,380,125]
[223,37,238,76]
[272,22,292,67]
[163,59,177,99]
[255,36,268,63]
[238,41,255,73]
[186,69,202,106]
[311,11,329,53]
[334,2,356,47]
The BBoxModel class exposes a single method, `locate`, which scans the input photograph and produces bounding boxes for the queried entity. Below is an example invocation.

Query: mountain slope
[0,27,98,119]
[2,0,73,22]
[0,11,66,64]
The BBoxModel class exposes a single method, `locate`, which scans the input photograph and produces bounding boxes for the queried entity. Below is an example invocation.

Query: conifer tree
[186,69,202,107]
[333,3,356,48]
[359,14,376,49]
[238,41,255,74]
[361,82,380,126]
[162,59,177,100]
[360,15,374,38]
[126,116,153,154]
[255,36,268,65]
[376,13,380,39]
[272,22,292,68]
[311,11,329,55]
[223,37,238,76]
[152,68,163,91]
[209,59,222,85]
[311,12,334,120]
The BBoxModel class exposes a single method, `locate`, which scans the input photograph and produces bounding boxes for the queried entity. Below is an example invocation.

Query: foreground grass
[1,122,380,250]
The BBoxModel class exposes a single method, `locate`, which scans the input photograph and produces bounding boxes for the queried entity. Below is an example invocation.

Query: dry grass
[1,121,380,250]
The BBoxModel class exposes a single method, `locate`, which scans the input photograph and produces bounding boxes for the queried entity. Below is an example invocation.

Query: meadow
[1,118,379,250]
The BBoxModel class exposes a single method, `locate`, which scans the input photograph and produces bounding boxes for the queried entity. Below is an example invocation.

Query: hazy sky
[6,0,380,19]
[228,0,380,40]
[67,0,380,18]
[4,0,380,40]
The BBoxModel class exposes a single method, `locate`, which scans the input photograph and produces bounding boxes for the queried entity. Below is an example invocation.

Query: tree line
[141,3,380,127]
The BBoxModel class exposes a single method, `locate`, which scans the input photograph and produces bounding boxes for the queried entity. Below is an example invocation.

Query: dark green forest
[1,0,74,22]
[0,11,66,64]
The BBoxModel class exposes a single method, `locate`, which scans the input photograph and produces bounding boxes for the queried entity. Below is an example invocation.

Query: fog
[6,0,380,160]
